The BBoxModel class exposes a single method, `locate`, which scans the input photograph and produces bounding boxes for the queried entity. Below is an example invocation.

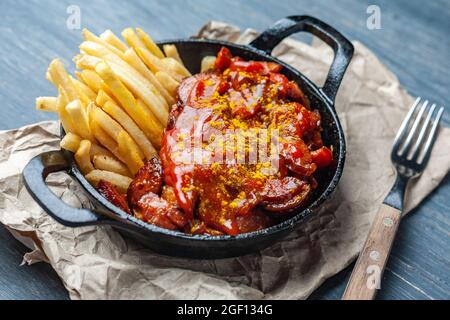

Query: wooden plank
[0,0,448,300]
[0,225,68,299]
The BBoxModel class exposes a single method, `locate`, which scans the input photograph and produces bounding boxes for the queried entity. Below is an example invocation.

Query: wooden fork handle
[342,203,401,300]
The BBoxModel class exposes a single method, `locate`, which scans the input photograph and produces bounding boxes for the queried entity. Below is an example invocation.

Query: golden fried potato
[162,57,191,77]
[201,56,216,72]
[163,44,183,64]
[48,59,78,102]
[135,47,183,82]
[85,169,132,193]
[117,130,145,175]
[100,30,128,52]
[155,71,179,97]
[93,154,132,177]
[94,61,165,145]
[65,100,94,140]
[102,100,157,159]
[72,76,97,100]
[75,140,95,175]
[82,28,125,59]
[123,48,175,105]
[135,27,165,58]
[57,87,77,134]
[35,96,58,112]
[60,132,82,153]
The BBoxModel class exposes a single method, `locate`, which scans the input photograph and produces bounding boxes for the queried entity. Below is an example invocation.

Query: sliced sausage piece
[237,209,273,233]
[260,176,306,202]
[263,182,311,212]
[281,139,317,176]
[190,220,224,236]
[127,157,163,208]
[134,192,187,230]
[177,71,220,107]
[98,180,131,214]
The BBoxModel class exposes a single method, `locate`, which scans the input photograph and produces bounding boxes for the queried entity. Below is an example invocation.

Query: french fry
[85,169,132,193]
[121,28,146,49]
[72,76,97,101]
[134,46,170,74]
[85,101,96,128]
[91,106,125,138]
[80,39,169,111]
[70,76,91,105]
[155,71,179,97]
[46,71,53,83]
[163,44,183,64]
[65,100,94,140]
[93,154,131,177]
[78,69,116,101]
[35,96,58,112]
[95,87,122,110]
[47,59,78,101]
[75,140,95,175]
[117,130,144,175]
[135,27,165,59]
[81,41,170,115]
[94,61,165,143]
[135,46,183,82]
[102,100,157,159]
[95,89,114,106]
[60,129,113,160]
[91,106,145,161]
[82,28,126,60]
[137,99,163,148]
[93,60,136,110]
[77,69,103,92]
[100,30,128,52]
[162,57,191,77]
[201,56,216,72]
[123,48,175,105]
[100,85,118,103]
[73,54,102,70]
[80,41,112,60]
[60,132,82,153]
[90,143,114,159]
[107,60,170,119]
[57,87,77,134]
[92,123,116,152]
[114,51,168,109]
[90,118,125,162]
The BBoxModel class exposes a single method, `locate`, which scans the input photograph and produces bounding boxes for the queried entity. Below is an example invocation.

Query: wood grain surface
[343,204,402,300]
[0,0,449,300]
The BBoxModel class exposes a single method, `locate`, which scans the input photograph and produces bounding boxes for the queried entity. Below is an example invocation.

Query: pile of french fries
[36,27,216,194]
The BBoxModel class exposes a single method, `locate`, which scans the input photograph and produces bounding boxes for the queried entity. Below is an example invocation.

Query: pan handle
[249,15,354,104]
[22,150,104,227]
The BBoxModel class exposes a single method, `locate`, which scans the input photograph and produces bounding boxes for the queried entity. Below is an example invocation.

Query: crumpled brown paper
[0,21,449,300]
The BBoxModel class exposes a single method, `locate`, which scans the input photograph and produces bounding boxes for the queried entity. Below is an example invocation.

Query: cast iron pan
[22,16,353,259]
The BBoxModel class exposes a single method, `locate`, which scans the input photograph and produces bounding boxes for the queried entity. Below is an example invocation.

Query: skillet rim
[66,38,346,242]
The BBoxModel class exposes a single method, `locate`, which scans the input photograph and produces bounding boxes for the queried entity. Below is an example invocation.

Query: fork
[342,97,445,300]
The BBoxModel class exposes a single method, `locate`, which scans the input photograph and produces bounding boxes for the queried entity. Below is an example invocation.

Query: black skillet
[22,16,353,259]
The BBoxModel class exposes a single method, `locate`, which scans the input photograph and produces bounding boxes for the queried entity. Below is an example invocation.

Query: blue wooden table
[0,0,448,300]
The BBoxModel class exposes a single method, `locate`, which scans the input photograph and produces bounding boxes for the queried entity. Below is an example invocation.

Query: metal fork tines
[385,97,445,210]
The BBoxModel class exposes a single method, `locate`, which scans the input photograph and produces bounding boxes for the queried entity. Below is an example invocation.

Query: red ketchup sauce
[158,47,333,235]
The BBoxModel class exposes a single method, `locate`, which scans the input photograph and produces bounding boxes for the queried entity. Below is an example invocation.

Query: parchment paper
[0,21,449,300]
